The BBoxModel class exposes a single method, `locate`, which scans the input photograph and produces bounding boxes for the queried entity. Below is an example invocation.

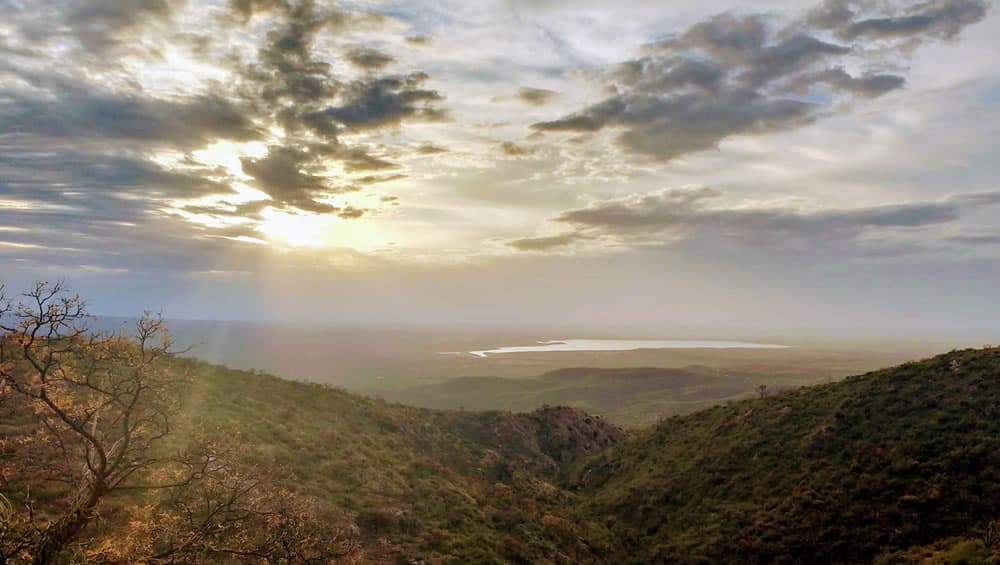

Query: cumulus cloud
[531,0,987,161]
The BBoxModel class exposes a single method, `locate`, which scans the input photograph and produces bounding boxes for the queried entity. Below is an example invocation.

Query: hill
[568,348,1000,563]
[1,351,625,563]
[4,342,999,563]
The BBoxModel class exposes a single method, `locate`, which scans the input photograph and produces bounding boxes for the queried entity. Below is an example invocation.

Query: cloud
[508,231,588,251]
[499,141,538,157]
[0,0,451,249]
[950,190,1000,207]
[316,73,446,131]
[948,234,1000,246]
[0,90,259,148]
[531,0,987,161]
[240,146,334,213]
[510,187,997,252]
[415,142,448,154]
[818,0,990,42]
[516,86,559,106]
[229,0,289,21]
[345,47,396,71]
[62,0,176,53]
[0,150,230,203]
[785,68,907,97]
[237,0,350,107]
[404,35,431,45]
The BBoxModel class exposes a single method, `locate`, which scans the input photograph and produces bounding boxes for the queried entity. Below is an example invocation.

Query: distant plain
[96,318,989,426]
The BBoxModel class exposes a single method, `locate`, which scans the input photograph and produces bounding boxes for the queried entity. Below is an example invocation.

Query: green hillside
[167,358,632,563]
[568,348,1000,563]
[4,347,999,563]
[2,351,624,563]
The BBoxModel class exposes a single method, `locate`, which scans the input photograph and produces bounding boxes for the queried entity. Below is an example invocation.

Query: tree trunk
[31,484,104,565]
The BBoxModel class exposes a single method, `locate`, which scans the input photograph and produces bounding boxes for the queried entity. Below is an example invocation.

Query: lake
[459,339,789,357]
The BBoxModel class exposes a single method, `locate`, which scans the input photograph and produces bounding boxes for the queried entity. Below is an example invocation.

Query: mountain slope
[569,348,1000,563]
[5,348,999,563]
[167,358,628,563]
[1,353,624,564]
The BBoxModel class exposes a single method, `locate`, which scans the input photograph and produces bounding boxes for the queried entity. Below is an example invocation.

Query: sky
[1,0,998,335]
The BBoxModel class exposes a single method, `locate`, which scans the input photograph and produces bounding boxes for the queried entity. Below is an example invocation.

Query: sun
[256,208,328,248]
[254,207,393,251]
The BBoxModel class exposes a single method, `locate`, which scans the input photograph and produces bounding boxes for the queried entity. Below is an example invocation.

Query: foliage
[569,348,1000,563]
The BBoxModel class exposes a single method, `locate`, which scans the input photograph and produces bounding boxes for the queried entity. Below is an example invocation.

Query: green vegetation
[569,348,1000,563]
[2,286,997,563]
[172,358,625,562]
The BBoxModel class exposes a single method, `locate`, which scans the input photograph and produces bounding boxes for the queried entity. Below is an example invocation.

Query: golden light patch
[255,207,391,252]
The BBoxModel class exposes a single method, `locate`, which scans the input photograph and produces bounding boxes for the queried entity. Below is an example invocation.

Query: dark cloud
[240,146,334,213]
[950,190,1000,207]
[786,68,906,97]
[239,1,343,106]
[0,90,259,148]
[315,73,446,131]
[0,149,231,202]
[806,0,860,30]
[221,0,442,210]
[345,47,396,71]
[535,91,815,161]
[357,174,407,184]
[404,35,431,45]
[948,234,1000,246]
[230,0,287,21]
[532,1,987,161]
[415,142,448,154]
[237,141,398,213]
[338,206,366,219]
[841,0,988,41]
[228,0,446,181]
[512,188,985,251]
[516,87,559,106]
[499,141,538,157]
[308,142,397,172]
[62,0,176,53]
[508,231,588,251]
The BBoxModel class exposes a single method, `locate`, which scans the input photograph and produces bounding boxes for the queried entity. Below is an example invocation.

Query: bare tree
[0,282,201,563]
[0,282,359,564]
